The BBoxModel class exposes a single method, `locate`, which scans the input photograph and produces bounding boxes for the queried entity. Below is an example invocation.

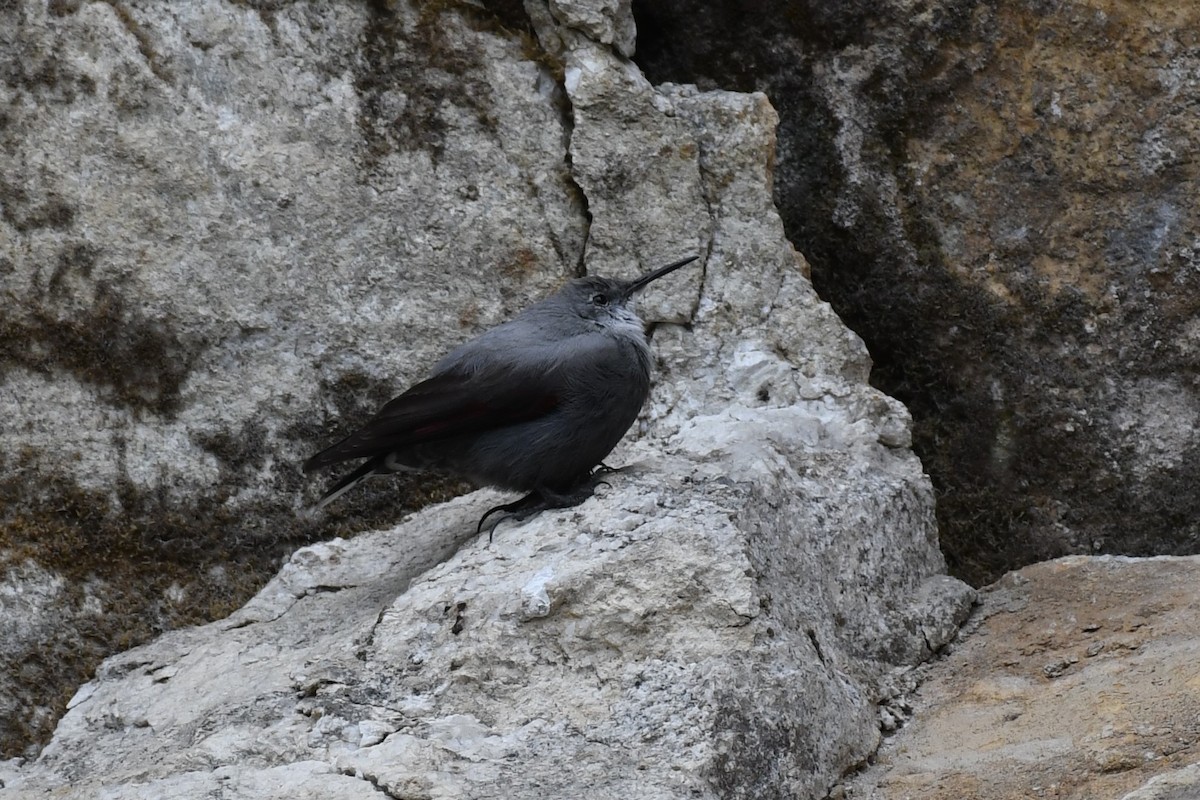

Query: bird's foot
[476,472,613,541]
[538,476,608,509]
[476,492,548,539]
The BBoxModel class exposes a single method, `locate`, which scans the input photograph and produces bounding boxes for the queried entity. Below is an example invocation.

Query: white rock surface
[0,0,975,796]
[4,437,972,798]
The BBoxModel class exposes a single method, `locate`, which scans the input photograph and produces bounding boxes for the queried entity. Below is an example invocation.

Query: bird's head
[561,255,699,335]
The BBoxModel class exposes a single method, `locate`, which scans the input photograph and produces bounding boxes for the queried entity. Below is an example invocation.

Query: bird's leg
[476,470,615,541]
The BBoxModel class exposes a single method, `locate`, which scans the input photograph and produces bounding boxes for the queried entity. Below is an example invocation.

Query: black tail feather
[313,457,384,509]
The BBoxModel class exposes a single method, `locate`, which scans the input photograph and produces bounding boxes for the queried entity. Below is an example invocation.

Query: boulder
[635,0,1200,585]
[1,0,581,755]
[0,0,974,795]
[845,556,1200,800]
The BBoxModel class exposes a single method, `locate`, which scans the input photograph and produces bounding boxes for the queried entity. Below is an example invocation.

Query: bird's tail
[313,457,384,510]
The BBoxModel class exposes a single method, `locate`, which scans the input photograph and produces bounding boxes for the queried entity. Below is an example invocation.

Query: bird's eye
[591,293,608,306]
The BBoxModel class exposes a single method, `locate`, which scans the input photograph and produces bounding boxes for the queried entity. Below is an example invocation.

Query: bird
[304,255,699,533]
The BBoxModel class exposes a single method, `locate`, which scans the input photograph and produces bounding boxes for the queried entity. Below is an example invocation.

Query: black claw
[474,471,616,542]
[476,491,547,542]
[475,504,509,538]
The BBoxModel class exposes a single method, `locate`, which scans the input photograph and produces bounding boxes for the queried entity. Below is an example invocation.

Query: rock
[843,556,1200,800]
[3,1,583,502]
[1,0,580,756]
[634,1,1200,585]
[1122,764,1200,800]
[2,443,973,798]
[0,0,975,795]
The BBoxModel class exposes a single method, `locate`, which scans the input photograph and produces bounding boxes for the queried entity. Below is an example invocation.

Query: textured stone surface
[0,0,974,791]
[1121,764,1200,800]
[634,0,1200,585]
[2,441,972,798]
[2,1,583,498]
[0,0,978,795]
[0,0,579,756]
[843,556,1200,800]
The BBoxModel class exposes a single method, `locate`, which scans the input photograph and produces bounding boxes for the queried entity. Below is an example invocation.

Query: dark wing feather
[303,367,560,473]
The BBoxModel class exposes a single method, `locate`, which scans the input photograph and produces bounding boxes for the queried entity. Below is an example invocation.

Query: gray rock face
[1,0,582,755]
[1,1,583,499]
[1,0,975,795]
[634,0,1200,585]
[4,444,973,798]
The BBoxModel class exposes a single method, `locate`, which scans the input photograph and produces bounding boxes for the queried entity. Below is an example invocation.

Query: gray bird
[304,255,699,531]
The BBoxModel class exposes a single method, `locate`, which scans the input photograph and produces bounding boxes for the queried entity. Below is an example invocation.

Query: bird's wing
[302,354,565,473]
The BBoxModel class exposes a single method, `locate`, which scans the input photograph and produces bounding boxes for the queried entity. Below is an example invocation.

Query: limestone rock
[0,0,582,756]
[1121,764,1200,800]
[0,0,974,795]
[3,444,972,798]
[635,0,1200,585]
[843,556,1200,800]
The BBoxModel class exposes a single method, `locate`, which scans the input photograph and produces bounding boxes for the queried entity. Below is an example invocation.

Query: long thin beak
[625,255,700,296]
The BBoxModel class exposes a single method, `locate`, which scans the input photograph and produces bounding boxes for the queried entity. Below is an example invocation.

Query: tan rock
[845,556,1200,800]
